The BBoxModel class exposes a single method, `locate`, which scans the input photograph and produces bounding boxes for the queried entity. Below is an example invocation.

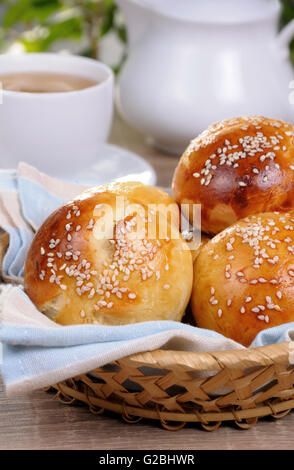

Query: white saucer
[67,143,157,186]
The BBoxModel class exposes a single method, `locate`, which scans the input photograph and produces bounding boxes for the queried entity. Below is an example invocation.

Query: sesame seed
[252,307,260,313]
[128,293,137,299]
[87,219,94,229]
[88,288,95,299]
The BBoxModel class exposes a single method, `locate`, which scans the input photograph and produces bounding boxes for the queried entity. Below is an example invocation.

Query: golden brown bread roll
[172,116,294,235]
[24,182,193,325]
[0,230,9,280]
[188,232,212,263]
[191,211,294,346]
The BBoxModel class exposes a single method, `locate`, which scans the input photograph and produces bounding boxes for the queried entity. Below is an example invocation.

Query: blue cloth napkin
[0,163,293,397]
[0,163,86,283]
[0,170,33,279]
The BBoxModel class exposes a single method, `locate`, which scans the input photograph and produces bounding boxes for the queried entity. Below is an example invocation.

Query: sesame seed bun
[0,230,9,280]
[24,182,193,325]
[191,211,294,346]
[172,116,294,235]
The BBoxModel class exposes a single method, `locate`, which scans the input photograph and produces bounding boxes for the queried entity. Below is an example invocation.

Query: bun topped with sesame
[172,116,294,235]
[191,211,294,346]
[24,182,193,326]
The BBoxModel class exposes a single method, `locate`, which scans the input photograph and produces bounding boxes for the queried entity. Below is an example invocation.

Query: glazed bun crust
[189,232,212,263]
[24,182,193,326]
[191,211,294,346]
[0,230,9,280]
[172,116,294,235]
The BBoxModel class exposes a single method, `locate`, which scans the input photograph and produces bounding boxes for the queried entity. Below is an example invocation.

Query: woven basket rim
[126,341,292,371]
[51,340,294,431]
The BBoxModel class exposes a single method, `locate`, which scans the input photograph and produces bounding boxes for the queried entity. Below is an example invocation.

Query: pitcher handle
[276,19,294,60]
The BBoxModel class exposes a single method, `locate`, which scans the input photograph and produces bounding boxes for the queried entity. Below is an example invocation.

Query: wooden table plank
[1,377,294,450]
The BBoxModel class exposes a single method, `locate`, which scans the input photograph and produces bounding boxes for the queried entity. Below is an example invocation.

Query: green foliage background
[0,0,127,69]
[280,0,294,64]
[1,1,294,67]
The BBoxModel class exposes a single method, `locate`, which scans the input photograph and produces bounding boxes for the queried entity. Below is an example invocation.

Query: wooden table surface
[1,114,294,450]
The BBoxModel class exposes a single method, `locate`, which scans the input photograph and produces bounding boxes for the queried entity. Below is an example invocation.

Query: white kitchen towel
[0,286,243,396]
[0,169,34,282]
[0,163,85,283]
[17,163,87,231]
[0,163,294,397]
[1,286,294,396]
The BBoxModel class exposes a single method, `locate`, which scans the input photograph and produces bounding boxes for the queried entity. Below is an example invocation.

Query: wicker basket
[51,341,294,431]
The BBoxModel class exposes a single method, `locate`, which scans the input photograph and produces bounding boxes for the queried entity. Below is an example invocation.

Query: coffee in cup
[0,72,98,93]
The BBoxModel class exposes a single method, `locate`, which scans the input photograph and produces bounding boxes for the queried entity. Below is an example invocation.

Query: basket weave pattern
[52,342,294,431]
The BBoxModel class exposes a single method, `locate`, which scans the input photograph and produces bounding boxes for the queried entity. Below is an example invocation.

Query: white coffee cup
[0,53,114,177]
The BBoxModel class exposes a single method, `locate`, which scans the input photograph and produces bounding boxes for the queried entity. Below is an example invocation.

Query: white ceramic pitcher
[116,0,294,153]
